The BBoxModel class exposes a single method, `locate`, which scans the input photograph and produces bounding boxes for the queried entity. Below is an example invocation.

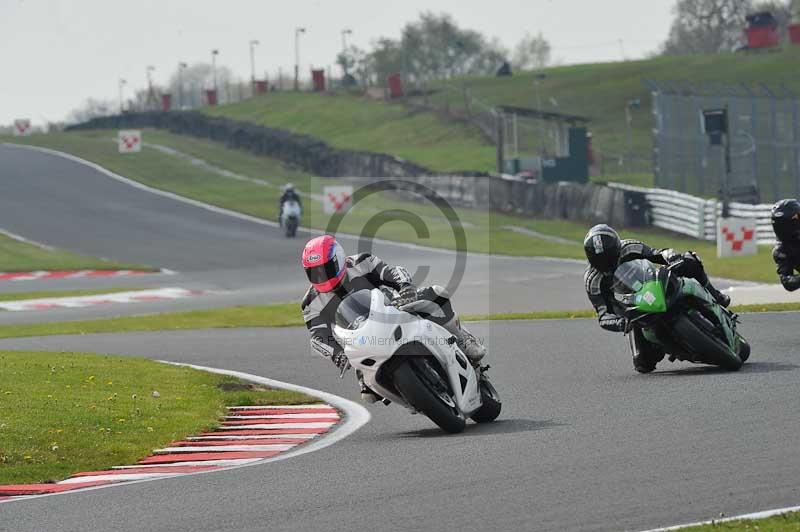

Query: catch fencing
[648,80,800,204]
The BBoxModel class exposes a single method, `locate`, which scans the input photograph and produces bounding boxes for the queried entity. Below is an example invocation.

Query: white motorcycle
[333,288,501,433]
[281,200,301,238]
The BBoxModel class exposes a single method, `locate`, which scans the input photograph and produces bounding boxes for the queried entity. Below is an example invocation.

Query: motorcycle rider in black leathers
[300,235,486,403]
[279,184,302,226]
[770,198,800,291]
[583,224,731,373]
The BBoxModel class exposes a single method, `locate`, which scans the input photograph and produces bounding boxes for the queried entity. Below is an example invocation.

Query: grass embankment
[204,91,494,173]
[4,130,778,283]
[0,351,314,484]
[678,512,800,531]
[204,48,800,183]
[0,233,146,273]
[0,288,144,303]
[0,302,797,340]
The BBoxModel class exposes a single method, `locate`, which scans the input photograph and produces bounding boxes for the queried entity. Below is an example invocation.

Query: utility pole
[249,39,260,93]
[118,78,127,114]
[294,27,306,91]
[178,62,187,109]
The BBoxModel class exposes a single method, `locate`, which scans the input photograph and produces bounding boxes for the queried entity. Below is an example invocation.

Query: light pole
[211,49,219,93]
[178,62,188,109]
[146,65,156,109]
[294,27,306,91]
[118,78,127,113]
[625,98,641,169]
[533,72,546,154]
[249,39,260,92]
[341,28,353,77]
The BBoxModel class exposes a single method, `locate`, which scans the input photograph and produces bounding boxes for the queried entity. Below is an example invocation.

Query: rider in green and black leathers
[770,199,800,291]
[583,224,731,372]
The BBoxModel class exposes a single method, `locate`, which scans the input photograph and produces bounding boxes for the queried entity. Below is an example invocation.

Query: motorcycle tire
[673,314,743,371]
[470,378,501,423]
[393,359,466,434]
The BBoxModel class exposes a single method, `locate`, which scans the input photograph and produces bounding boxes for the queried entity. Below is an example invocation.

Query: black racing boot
[705,284,731,308]
[358,376,381,404]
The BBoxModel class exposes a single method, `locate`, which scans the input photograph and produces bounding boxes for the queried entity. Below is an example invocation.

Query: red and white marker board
[323,185,353,214]
[717,217,757,257]
[118,130,142,153]
[13,119,32,136]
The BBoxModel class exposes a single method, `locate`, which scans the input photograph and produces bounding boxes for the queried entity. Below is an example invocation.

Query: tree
[366,12,507,86]
[512,32,551,71]
[662,0,753,54]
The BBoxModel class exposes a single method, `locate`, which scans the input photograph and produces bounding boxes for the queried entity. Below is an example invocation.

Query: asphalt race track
[1,144,798,531]
[1,314,799,531]
[0,143,595,323]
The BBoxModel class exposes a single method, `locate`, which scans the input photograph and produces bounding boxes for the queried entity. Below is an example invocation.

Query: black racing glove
[394,284,419,307]
[600,315,628,333]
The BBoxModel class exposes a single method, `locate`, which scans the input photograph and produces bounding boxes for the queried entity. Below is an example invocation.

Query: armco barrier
[609,183,775,245]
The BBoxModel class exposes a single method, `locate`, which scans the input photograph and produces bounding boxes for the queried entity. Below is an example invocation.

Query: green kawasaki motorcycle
[612,259,750,371]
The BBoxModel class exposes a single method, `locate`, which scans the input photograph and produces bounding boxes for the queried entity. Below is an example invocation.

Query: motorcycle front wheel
[393,359,466,434]
[673,314,743,371]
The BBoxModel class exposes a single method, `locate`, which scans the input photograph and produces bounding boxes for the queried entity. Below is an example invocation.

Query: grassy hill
[205,47,800,183]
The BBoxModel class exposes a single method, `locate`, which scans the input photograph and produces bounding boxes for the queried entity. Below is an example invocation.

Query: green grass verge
[678,511,800,531]
[0,288,143,303]
[2,130,779,282]
[0,302,797,340]
[0,233,147,273]
[0,351,315,484]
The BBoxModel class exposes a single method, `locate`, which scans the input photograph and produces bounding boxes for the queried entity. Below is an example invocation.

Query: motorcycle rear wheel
[673,314,743,371]
[393,359,466,434]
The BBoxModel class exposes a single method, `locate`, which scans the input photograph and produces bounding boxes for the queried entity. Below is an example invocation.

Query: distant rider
[300,235,486,402]
[583,224,730,373]
[279,184,302,226]
[770,199,800,291]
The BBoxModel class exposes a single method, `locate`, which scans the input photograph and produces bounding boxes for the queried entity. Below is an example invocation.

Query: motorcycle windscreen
[612,259,666,313]
[335,289,373,330]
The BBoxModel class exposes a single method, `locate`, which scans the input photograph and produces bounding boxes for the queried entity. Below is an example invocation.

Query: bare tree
[166,63,233,108]
[662,0,754,54]
[67,98,115,124]
[512,32,551,71]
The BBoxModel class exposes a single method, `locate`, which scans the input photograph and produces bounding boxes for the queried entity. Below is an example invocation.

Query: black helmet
[771,199,800,242]
[584,224,621,273]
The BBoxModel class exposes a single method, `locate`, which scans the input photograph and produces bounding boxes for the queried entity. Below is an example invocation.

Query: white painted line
[154,444,295,453]
[59,473,184,484]
[186,434,316,441]
[218,422,336,430]
[0,362,370,504]
[224,413,340,420]
[0,227,56,251]
[0,287,201,312]
[639,504,800,531]
[228,404,331,410]
[111,459,263,469]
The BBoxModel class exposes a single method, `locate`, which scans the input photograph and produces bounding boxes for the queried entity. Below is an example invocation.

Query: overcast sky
[0,0,675,125]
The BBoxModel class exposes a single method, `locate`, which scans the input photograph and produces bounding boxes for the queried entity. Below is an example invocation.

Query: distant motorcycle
[333,287,501,433]
[613,258,750,371]
[281,200,301,238]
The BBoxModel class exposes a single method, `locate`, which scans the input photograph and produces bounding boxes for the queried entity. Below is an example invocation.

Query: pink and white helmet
[302,235,347,293]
